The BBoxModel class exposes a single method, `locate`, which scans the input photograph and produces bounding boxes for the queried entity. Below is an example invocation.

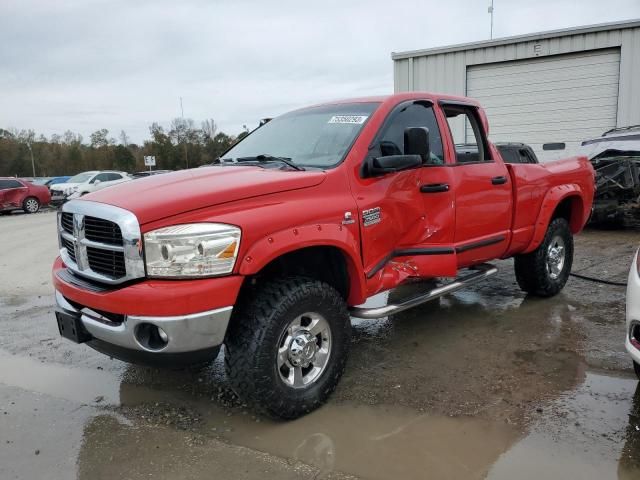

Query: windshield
[222,102,379,168]
[67,172,94,183]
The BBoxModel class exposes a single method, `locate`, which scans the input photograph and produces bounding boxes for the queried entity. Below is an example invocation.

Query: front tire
[514,217,573,297]
[224,277,351,419]
[634,361,640,380]
[23,197,40,214]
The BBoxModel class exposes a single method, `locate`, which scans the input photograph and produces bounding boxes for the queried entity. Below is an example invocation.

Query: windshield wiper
[235,154,305,171]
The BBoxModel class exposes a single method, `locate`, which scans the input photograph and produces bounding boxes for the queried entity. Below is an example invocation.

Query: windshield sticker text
[328,115,368,125]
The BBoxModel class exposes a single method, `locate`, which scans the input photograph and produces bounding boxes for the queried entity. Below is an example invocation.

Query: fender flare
[523,184,585,253]
[238,223,367,305]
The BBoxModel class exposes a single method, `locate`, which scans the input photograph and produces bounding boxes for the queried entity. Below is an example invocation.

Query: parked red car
[0,177,51,214]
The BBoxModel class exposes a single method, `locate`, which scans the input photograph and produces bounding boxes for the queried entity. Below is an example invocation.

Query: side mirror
[94,180,101,185]
[404,127,430,163]
[370,154,422,176]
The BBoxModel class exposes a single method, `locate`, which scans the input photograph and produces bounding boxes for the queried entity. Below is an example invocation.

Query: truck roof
[309,92,482,108]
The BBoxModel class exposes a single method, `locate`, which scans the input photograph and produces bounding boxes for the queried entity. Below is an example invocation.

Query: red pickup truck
[52,92,595,418]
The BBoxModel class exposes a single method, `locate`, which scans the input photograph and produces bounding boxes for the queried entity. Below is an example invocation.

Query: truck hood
[84,166,327,224]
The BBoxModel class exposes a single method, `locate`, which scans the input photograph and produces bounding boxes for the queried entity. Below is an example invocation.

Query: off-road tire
[22,197,40,214]
[224,276,351,419]
[634,361,640,380]
[514,217,573,297]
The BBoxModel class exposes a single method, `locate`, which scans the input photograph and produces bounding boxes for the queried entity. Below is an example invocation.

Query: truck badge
[362,207,381,227]
[342,211,355,225]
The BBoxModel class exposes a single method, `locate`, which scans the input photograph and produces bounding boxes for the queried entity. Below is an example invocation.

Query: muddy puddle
[1,350,639,479]
[2,226,640,478]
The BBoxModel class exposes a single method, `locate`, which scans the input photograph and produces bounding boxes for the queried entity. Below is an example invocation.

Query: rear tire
[224,276,351,419]
[22,197,40,214]
[634,361,640,380]
[514,217,573,297]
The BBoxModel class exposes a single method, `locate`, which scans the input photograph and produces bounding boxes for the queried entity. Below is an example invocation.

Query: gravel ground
[1,210,639,479]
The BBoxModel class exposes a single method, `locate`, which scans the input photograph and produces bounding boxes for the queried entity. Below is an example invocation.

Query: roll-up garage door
[466,48,620,161]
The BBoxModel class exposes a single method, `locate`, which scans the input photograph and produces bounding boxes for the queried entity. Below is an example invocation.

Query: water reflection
[3,275,630,480]
[71,280,593,479]
[619,382,640,479]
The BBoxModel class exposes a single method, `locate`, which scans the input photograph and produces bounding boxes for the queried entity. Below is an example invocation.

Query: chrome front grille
[61,212,74,234]
[87,246,126,277]
[61,236,77,263]
[84,216,123,246]
[58,200,145,285]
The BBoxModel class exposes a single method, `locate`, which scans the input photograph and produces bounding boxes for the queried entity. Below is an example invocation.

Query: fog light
[134,323,169,351]
[157,327,168,343]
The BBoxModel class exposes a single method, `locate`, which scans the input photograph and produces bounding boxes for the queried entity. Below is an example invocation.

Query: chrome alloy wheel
[25,198,39,213]
[546,235,566,280]
[277,312,332,389]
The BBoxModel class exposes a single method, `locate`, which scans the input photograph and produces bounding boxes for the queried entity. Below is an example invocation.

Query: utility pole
[26,142,35,177]
[488,0,494,39]
[180,97,188,168]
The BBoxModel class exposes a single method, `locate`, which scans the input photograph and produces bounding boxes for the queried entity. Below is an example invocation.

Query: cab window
[376,102,444,165]
[443,105,492,164]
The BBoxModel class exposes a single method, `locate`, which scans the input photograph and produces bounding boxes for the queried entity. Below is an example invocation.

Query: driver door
[352,100,457,291]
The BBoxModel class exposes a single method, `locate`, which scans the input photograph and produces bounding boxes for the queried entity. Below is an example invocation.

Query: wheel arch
[523,185,587,253]
[238,225,366,305]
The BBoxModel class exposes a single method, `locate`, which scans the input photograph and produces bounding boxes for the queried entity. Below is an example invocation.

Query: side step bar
[349,263,498,319]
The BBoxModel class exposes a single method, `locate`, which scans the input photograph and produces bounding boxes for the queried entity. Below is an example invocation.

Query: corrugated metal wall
[466,49,621,159]
[394,24,640,143]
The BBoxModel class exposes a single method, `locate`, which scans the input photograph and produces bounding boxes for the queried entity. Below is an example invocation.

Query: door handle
[420,183,450,193]
[491,176,508,185]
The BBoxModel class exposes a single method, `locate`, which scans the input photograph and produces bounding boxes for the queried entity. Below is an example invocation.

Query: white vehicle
[50,171,130,204]
[626,248,640,379]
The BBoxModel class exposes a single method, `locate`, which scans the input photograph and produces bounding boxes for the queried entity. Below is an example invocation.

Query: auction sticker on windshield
[328,115,368,124]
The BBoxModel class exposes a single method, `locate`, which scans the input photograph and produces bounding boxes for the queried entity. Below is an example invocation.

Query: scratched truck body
[52,93,595,418]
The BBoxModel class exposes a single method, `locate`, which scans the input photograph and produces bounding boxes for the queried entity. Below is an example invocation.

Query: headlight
[144,223,241,278]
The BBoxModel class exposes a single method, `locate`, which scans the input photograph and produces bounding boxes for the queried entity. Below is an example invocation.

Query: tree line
[0,118,250,177]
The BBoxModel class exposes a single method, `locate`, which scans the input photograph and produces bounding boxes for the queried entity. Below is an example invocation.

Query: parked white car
[50,171,130,205]
[626,248,640,379]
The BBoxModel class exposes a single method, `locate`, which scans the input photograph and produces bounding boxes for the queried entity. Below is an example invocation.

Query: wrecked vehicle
[52,92,595,419]
[582,126,640,228]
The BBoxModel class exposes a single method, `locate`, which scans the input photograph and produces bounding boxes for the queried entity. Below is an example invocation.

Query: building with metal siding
[392,19,640,160]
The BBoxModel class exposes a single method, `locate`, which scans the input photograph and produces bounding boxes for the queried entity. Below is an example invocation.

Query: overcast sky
[1,0,639,143]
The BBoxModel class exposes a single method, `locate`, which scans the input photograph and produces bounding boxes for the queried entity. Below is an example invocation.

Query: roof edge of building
[391,18,640,60]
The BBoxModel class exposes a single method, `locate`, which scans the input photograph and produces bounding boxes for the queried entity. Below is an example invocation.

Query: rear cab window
[442,104,492,164]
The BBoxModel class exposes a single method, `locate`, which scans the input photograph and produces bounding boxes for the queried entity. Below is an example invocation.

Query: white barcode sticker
[328,115,368,124]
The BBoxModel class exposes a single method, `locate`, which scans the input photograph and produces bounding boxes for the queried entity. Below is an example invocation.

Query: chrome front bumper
[55,290,232,354]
